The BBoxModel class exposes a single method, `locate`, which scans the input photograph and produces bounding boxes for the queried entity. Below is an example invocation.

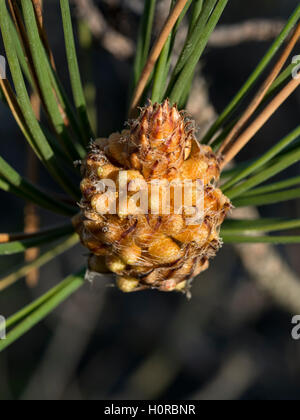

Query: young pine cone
[75,100,231,294]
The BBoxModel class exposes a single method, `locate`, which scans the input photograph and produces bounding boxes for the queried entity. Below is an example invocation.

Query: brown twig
[32,0,43,26]
[24,202,40,287]
[7,0,42,286]
[208,19,285,47]
[72,0,134,60]
[0,230,40,244]
[219,22,300,156]
[0,234,11,244]
[220,76,300,169]
[74,1,285,60]
[24,90,41,288]
[0,224,73,245]
[129,0,190,116]
[32,0,56,70]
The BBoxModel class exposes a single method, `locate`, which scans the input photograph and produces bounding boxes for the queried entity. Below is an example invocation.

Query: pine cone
[76,100,231,294]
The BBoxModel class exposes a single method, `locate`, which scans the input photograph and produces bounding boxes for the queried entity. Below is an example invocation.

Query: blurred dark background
[0,0,300,400]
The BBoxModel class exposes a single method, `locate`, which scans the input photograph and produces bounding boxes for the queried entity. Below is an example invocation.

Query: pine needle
[129,0,190,115]
[219,22,300,155]
[220,76,300,169]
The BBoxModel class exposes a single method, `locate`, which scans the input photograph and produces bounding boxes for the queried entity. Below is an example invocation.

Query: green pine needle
[0,224,75,256]
[0,268,85,352]
[60,0,94,143]
[0,234,79,291]
[201,4,300,144]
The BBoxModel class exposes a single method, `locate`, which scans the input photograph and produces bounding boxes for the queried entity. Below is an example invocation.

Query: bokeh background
[0,0,300,400]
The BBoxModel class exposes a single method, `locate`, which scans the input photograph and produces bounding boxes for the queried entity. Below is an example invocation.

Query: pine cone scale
[76,100,231,294]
